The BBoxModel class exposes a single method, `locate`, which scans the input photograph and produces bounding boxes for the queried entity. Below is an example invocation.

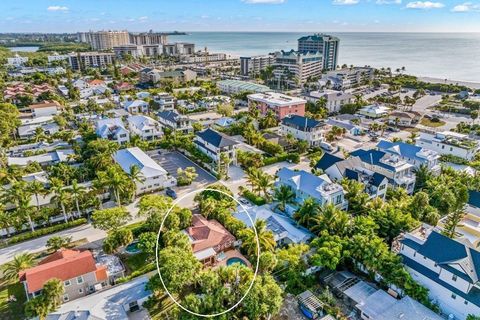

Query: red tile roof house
[184,214,236,266]
[19,249,110,303]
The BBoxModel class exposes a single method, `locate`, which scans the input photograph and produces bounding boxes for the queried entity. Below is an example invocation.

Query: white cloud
[47,6,69,11]
[242,0,285,3]
[333,0,360,5]
[138,16,148,21]
[451,2,480,11]
[405,1,444,9]
[376,0,401,4]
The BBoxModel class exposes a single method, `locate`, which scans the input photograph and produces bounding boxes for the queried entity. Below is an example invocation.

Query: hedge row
[242,190,267,206]
[0,218,88,249]
[263,152,300,166]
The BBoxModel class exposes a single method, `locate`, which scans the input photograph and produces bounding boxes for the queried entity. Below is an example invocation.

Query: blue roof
[196,128,237,148]
[402,254,480,307]
[345,168,359,181]
[376,140,429,163]
[326,119,357,131]
[468,190,480,208]
[157,110,181,122]
[350,149,396,171]
[417,231,469,264]
[371,172,387,187]
[281,115,324,130]
[315,152,343,170]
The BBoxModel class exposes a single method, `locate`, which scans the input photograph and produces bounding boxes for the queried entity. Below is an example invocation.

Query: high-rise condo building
[129,31,168,46]
[68,52,115,71]
[297,34,339,71]
[77,31,130,50]
[273,50,323,84]
[240,55,275,77]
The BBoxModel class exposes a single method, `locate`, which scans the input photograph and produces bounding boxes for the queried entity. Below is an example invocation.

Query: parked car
[320,142,334,152]
[166,188,177,199]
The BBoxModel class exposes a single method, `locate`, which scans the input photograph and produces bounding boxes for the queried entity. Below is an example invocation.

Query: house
[113,147,176,194]
[276,168,348,215]
[377,140,441,173]
[325,118,363,136]
[350,149,416,194]
[247,92,306,120]
[19,249,109,302]
[127,115,162,140]
[18,121,60,140]
[184,214,236,266]
[358,104,390,119]
[194,128,238,164]
[304,90,354,113]
[315,153,388,199]
[157,110,193,134]
[416,131,479,161]
[154,93,175,111]
[136,91,151,99]
[123,99,148,114]
[46,276,151,320]
[394,226,480,319]
[8,149,75,167]
[388,111,422,127]
[215,117,236,128]
[331,272,443,320]
[281,115,326,147]
[234,204,312,245]
[95,118,130,144]
[28,101,62,118]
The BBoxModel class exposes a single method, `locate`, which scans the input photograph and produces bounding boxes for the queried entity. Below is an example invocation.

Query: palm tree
[239,220,276,257]
[246,169,262,195]
[98,166,128,206]
[293,197,320,228]
[260,110,278,129]
[50,178,71,223]
[28,180,46,210]
[128,165,145,201]
[70,180,86,217]
[0,205,14,237]
[5,181,35,231]
[310,204,350,237]
[1,253,35,281]
[273,185,296,212]
[257,172,274,200]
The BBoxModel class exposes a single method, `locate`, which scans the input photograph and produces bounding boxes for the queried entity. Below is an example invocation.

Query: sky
[1,0,480,33]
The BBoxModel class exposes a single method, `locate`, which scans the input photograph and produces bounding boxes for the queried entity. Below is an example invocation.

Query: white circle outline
[155,187,261,318]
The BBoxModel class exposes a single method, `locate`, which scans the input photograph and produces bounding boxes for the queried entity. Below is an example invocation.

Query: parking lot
[148,150,217,187]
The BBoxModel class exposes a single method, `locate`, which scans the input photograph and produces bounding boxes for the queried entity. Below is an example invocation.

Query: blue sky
[1,0,480,32]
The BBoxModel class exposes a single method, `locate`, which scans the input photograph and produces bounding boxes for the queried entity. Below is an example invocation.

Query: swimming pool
[226,257,247,266]
[124,241,141,254]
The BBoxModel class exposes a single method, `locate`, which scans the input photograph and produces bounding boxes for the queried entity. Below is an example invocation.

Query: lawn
[146,292,178,319]
[0,282,26,320]
[420,118,446,128]
[123,252,152,273]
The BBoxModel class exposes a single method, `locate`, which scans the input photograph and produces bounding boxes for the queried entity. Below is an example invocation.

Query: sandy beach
[418,76,480,90]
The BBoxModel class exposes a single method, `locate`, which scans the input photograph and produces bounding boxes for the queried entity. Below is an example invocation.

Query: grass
[123,252,151,273]
[420,118,446,128]
[0,282,26,320]
[146,292,178,320]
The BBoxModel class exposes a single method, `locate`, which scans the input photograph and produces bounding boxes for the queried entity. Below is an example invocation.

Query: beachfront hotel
[273,50,323,84]
[297,33,339,71]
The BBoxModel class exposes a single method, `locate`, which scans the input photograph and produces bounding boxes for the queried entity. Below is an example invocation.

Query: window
[78,288,83,294]
[379,184,386,190]
[63,294,69,302]
[76,276,83,284]
[413,252,416,257]
[464,300,469,305]
[451,293,456,299]
[64,280,71,286]
[452,275,457,281]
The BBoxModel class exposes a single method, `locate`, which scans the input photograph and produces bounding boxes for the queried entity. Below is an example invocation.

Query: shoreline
[417,76,480,90]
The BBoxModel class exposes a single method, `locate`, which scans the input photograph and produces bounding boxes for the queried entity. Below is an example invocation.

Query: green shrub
[0,218,87,249]
[242,190,266,206]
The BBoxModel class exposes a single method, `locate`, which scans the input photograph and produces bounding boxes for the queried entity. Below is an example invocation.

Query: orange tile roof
[88,79,105,86]
[186,215,236,253]
[19,249,104,294]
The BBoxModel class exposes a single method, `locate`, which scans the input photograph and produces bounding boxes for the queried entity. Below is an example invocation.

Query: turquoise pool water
[226,257,247,266]
[125,242,141,254]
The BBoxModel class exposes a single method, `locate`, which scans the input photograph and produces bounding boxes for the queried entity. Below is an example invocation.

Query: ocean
[169,32,480,83]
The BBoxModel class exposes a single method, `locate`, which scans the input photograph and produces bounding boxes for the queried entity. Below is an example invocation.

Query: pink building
[247,92,306,120]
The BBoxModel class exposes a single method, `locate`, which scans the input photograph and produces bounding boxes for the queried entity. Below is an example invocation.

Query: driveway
[148,150,217,186]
